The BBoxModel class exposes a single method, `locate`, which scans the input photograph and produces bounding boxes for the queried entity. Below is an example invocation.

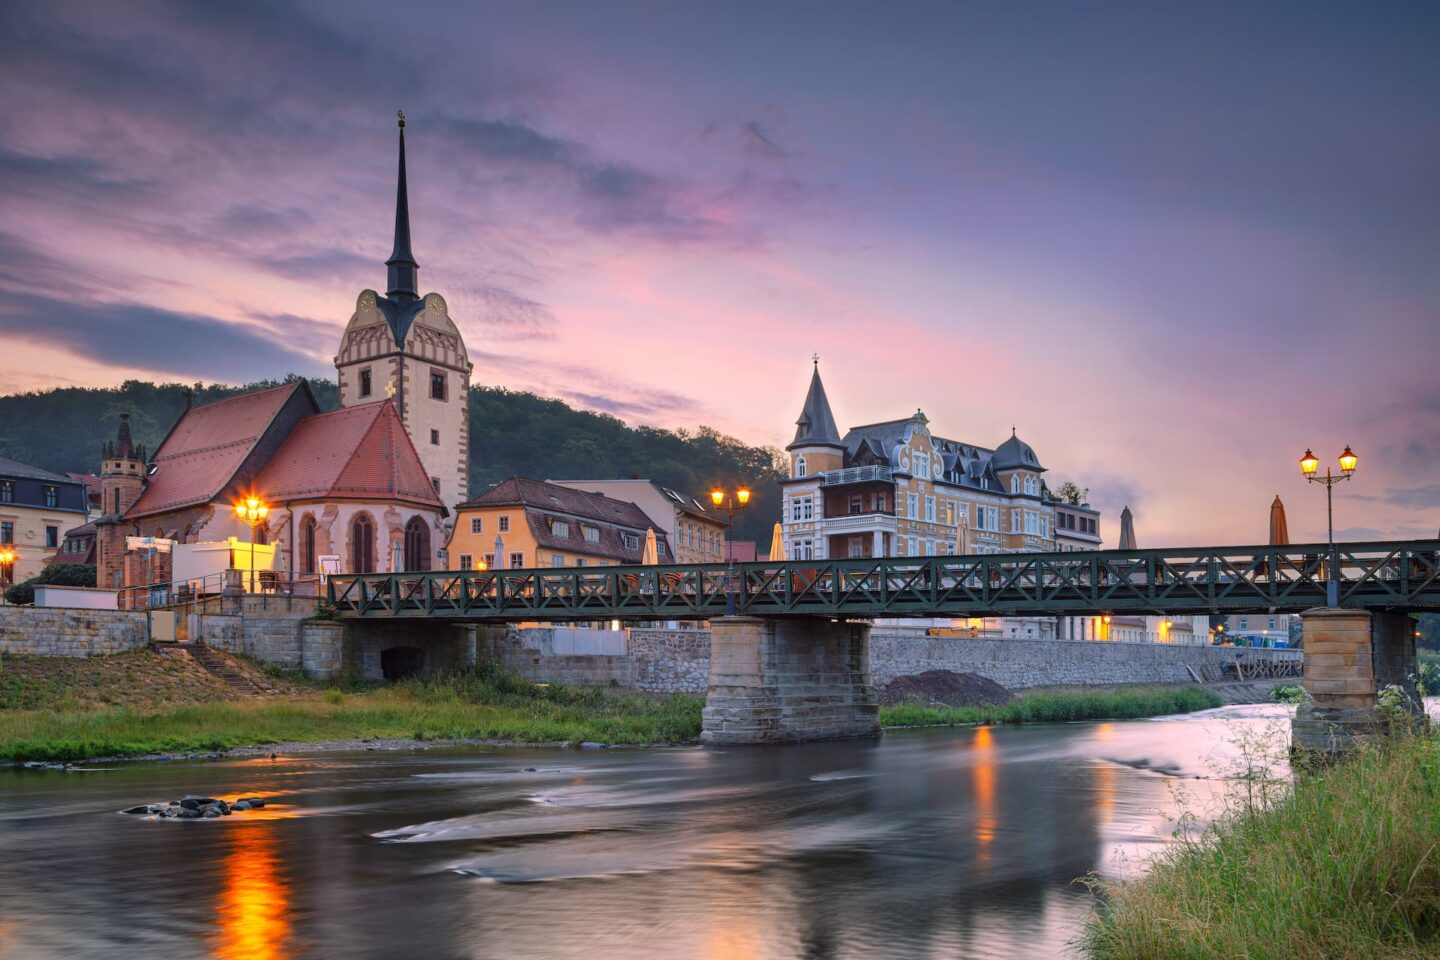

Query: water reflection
[0,705,1284,960]
[215,825,292,960]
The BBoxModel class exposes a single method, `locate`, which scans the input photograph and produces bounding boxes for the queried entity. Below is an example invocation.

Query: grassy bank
[0,670,703,762]
[1083,734,1440,960]
[879,686,1223,728]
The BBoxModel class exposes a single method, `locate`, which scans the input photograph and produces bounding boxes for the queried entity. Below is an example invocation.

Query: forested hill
[0,377,786,543]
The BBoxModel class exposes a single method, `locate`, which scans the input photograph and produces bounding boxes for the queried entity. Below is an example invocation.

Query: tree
[4,564,98,605]
[1052,480,1088,506]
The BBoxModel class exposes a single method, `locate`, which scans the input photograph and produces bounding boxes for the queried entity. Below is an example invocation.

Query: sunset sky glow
[2,1,1437,546]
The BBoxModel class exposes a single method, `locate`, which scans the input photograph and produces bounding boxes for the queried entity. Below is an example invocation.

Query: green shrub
[880,686,1222,728]
[4,562,97,605]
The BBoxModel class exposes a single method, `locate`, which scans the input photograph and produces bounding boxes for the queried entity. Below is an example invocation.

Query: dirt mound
[880,670,1013,708]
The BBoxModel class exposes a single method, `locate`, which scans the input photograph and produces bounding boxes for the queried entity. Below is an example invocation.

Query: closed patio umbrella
[641,527,659,565]
[1118,506,1137,550]
[955,512,968,556]
[768,522,785,562]
[1269,495,1290,545]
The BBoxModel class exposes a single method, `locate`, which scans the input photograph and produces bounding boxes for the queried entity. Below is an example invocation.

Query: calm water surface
[0,705,1294,960]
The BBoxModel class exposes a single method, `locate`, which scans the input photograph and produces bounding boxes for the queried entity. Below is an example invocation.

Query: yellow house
[446,476,671,571]
[1,457,91,586]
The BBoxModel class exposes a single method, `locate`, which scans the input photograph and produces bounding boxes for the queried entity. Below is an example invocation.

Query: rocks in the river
[121,795,270,819]
[579,742,606,750]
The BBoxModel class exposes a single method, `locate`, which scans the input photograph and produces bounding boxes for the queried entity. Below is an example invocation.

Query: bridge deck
[327,540,1440,621]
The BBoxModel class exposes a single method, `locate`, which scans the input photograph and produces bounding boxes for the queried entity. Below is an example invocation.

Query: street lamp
[1299,445,1357,607]
[710,486,752,616]
[234,495,270,594]
[0,545,15,603]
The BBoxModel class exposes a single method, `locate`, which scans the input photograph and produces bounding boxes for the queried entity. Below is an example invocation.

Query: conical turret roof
[788,361,843,450]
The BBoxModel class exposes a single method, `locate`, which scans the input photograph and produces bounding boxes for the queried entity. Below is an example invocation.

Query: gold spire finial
[397,109,406,128]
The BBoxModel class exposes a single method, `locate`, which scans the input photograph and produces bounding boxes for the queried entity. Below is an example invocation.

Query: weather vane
[397,109,406,128]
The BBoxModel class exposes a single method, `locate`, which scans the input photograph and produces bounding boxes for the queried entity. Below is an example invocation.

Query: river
[0,704,1295,960]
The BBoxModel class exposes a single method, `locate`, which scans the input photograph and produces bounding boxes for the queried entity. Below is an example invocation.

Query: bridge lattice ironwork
[326,540,1440,621]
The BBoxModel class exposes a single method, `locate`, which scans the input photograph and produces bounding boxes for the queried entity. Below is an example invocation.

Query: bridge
[326,540,1439,752]
[328,540,1440,620]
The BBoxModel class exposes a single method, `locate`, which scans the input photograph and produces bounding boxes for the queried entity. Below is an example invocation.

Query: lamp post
[710,486,752,616]
[233,495,270,594]
[0,545,14,604]
[1299,445,1357,607]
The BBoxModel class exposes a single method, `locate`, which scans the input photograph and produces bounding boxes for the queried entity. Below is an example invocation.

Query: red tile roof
[256,401,442,507]
[127,383,304,519]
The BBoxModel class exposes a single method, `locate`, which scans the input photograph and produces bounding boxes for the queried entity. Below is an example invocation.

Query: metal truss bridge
[327,540,1440,622]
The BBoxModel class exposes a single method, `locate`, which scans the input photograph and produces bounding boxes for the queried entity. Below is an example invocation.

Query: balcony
[820,513,898,532]
[819,466,893,487]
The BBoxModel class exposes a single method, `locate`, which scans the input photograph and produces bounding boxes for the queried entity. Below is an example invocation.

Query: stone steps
[157,643,280,696]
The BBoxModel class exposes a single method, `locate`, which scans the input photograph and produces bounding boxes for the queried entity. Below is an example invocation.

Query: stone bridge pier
[702,616,880,744]
[1293,607,1422,757]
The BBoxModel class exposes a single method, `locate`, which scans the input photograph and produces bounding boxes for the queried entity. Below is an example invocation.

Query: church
[95,115,472,592]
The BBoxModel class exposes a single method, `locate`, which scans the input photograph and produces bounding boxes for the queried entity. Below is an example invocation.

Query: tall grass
[1083,734,1440,960]
[0,668,704,762]
[880,686,1223,728]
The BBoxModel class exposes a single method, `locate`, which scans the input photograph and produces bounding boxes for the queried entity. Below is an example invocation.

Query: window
[552,520,570,538]
[351,515,375,573]
[430,429,439,445]
[113,488,120,514]
[908,536,919,556]
[483,553,495,568]
[498,516,510,533]
[301,515,317,573]
[509,552,525,569]
[582,525,600,544]
[359,368,372,397]
[576,557,587,567]
[915,452,930,479]
[403,516,431,572]
[470,517,483,534]
[1011,475,1019,494]
[876,493,888,513]
[790,539,813,561]
[907,493,918,519]
[1268,618,1276,630]
[0,480,11,502]
[1239,618,1249,630]
[790,497,813,522]
[925,496,936,523]
[458,553,473,570]
[1,521,13,543]
[552,555,565,567]
[430,476,440,494]
[622,532,639,550]
[43,485,58,508]
[430,371,447,401]
[795,456,807,478]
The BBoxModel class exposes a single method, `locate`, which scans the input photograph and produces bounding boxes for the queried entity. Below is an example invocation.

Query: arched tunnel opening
[380,645,426,681]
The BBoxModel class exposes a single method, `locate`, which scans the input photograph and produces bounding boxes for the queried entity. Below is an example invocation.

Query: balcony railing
[820,512,898,530]
[819,466,893,486]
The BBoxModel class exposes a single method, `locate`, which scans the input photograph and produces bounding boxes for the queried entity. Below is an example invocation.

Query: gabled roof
[256,401,442,508]
[126,383,309,519]
[789,362,843,450]
[463,476,662,531]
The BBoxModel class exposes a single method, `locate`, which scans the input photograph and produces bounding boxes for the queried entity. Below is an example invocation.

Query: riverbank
[1,666,1233,763]
[1083,732,1440,960]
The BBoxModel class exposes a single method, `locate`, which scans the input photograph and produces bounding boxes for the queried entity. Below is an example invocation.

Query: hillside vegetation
[0,376,785,542]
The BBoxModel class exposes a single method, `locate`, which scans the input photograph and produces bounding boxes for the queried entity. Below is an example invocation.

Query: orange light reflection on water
[215,825,292,960]
[971,726,997,861]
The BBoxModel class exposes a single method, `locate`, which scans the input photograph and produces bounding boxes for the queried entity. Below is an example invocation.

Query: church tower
[95,414,147,588]
[335,113,473,514]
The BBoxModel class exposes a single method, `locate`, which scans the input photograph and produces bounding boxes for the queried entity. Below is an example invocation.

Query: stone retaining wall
[0,606,150,656]
[479,627,709,694]
[868,632,1255,689]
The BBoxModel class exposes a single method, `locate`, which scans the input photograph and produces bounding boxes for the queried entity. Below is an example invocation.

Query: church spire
[788,359,843,450]
[386,110,419,301]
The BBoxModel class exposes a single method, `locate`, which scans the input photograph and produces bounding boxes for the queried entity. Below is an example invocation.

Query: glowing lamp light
[1338,445,1358,475]
[737,487,752,506]
[1299,449,1319,477]
[234,496,270,524]
[710,489,724,507]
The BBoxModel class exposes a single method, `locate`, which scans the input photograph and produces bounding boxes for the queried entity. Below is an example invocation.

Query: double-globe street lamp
[233,495,270,594]
[710,486,751,616]
[1299,445,1357,607]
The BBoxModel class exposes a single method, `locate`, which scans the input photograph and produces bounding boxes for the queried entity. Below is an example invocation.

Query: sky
[1,1,1437,546]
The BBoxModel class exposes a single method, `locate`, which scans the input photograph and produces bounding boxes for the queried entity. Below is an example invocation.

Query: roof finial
[1011,425,1017,437]
[812,352,819,368]
[386,112,419,301]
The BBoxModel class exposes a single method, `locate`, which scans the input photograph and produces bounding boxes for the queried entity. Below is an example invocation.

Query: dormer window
[1011,475,1020,494]
[551,520,569,538]
[582,525,601,544]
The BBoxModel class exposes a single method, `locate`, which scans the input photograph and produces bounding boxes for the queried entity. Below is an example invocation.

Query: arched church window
[403,516,431,572]
[301,515,317,573]
[351,515,375,574]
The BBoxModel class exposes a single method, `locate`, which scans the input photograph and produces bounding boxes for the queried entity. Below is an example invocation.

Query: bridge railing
[326,539,1440,620]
